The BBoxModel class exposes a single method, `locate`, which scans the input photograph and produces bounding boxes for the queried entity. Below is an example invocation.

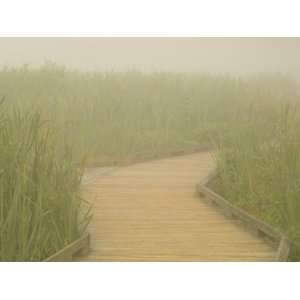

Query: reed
[215,104,300,260]
[0,106,91,261]
[0,63,294,165]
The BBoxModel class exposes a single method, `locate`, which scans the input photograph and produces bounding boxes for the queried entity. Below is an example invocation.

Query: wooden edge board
[44,233,90,262]
[196,170,291,261]
[275,236,291,262]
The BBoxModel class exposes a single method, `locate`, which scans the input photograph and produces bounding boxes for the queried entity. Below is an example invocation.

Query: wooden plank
[197,170,291,261]
[45,233,90,262]
[197,185,281,242]
[79,152,277,261]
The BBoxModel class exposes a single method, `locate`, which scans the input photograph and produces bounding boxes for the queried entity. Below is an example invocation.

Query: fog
[0,37,300,76]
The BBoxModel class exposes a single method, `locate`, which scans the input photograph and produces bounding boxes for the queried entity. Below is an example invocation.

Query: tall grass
[1,63,295,165]
[0,106,90,261]
[215,104,300,260]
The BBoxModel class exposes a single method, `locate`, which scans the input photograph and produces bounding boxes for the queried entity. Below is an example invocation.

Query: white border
[0,262,299,300]
[0,1,300,300]
[0,0,300,36]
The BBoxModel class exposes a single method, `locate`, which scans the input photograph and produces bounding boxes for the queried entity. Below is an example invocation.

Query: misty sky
[0,37,300,76]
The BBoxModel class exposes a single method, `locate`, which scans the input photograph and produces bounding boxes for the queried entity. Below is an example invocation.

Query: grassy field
[1,62,299,260]
[215,104,300,260]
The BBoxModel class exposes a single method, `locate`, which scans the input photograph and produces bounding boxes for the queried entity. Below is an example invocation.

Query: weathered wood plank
[79,152,276,261]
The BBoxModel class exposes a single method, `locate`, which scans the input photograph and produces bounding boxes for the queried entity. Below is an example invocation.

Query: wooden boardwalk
[79,152,276,261]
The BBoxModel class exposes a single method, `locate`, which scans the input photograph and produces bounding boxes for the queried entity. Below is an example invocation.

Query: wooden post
[275,236,290,262]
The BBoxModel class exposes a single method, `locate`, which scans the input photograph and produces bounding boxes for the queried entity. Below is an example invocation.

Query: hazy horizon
[0,37,300,77]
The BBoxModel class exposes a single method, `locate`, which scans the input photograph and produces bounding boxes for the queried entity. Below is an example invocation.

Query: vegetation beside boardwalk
[0,106,91,261]
[215,105,300,260]
[0,62,299,260]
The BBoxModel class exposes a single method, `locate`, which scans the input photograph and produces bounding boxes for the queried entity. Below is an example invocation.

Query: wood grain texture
[78,152,276,261]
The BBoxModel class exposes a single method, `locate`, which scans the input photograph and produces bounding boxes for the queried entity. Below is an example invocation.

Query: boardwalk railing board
[197,170,291,261]
[275,236,291,262]
[44,233,90,262]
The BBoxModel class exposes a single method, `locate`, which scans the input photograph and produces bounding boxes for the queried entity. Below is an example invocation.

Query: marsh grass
[1,64,294,164]
[0,106,91,261]
[216,104,300,260]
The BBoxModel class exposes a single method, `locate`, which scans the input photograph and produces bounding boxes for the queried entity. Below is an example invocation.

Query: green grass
[215,104,300,260]
[1,62,299,260]
[0,106,91,261]
[1,63,294,164]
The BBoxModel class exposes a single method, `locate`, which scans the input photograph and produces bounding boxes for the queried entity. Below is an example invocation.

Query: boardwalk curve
[79,152,276,261]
